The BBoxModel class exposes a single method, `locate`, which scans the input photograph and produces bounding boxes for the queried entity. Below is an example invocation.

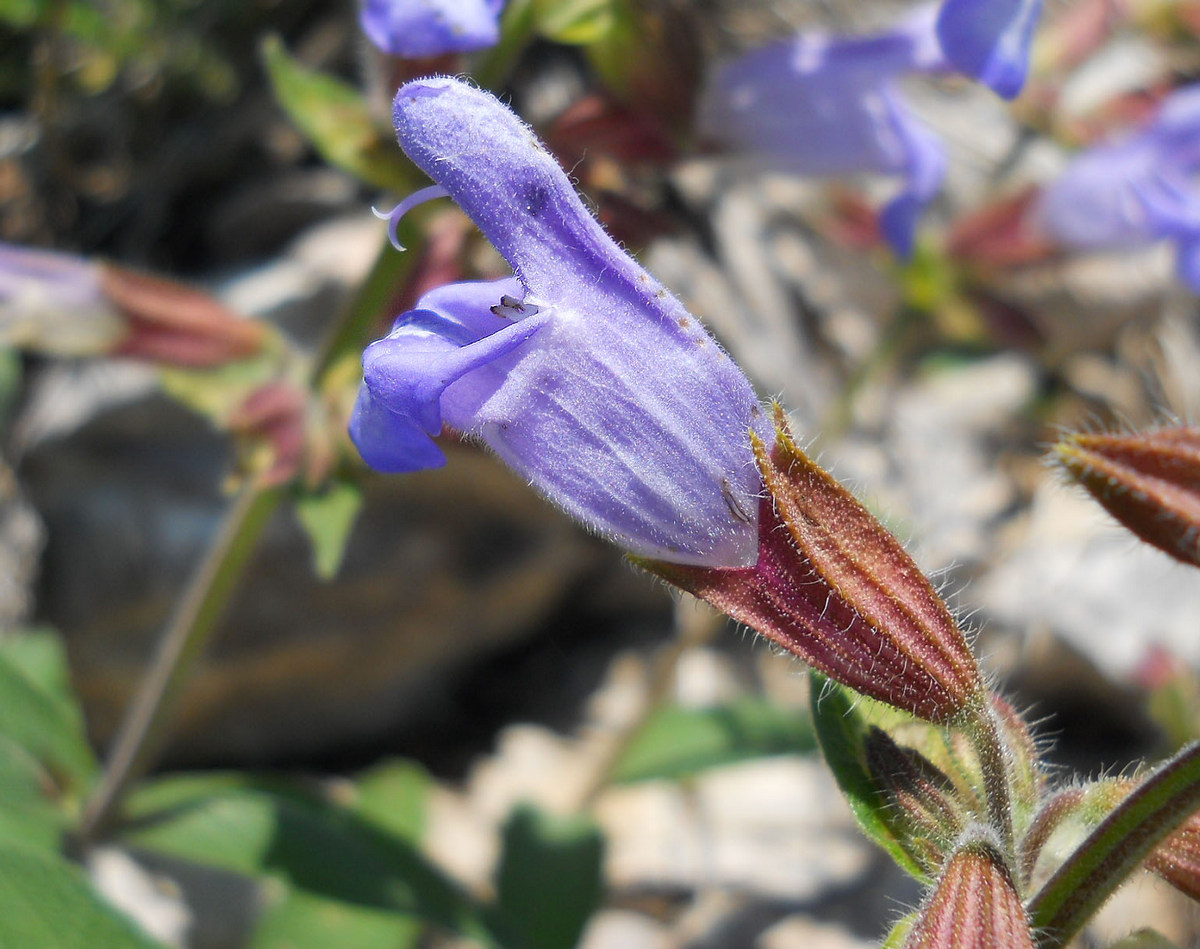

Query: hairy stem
[1029,741,1200,949]
[82,222,421,839]
[965,700,1014,860]
[79,483,284,840]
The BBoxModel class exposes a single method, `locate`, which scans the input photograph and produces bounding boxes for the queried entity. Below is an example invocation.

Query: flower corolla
[359,0,504,59]
[352,78,767,568]
[1035,85,1200,292]
[936,0,1045,99]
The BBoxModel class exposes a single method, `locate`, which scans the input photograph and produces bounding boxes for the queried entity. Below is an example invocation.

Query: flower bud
[866,727,969,874]
[0,243,266,367]
[1053,426,1200,568]
[640,406,985,724]
[904,838,1035,949]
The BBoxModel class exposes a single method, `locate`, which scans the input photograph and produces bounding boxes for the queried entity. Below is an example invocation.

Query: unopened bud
[1148,814,1200,902]
[0,242,267,367]
[904,838,1034,949]
[866,728,969,874]
[1054,427,1200,568]
[101,264,267,367]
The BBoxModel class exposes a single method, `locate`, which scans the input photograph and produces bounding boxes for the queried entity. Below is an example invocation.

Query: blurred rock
[26,404,635,764]
[87,847,192,949]
[579,910,668,949]
[838,354,1035,574]
[597,758,872,899]
[758,915,876,949]
[979,482,1200,681]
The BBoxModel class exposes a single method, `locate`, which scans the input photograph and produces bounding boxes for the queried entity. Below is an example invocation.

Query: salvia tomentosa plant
[349,75,1200,949]
[7,1,1200,947]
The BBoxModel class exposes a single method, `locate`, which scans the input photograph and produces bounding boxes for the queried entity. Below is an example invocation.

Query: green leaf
[123,775,500,946]
[157,345,282,427]
[495,804,604,949]
[809,673,929,881]
[0,735,68,851]
[250,884,422,949]
[0,845,166,949]
[0,628,81,715]
[0,0,46,28]
[1028,741,1200,949]
[530,0,614,43]
[0,632,96,793]
[261,35,414,193]
[880,912,917,949]
[352,758,430,843]
[612,698,816,784]
[294,481,364,580]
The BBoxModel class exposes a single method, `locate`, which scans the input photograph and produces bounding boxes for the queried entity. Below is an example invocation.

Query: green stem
[82,220,422,839]
[79,483,284,841]
[1028,741,1200,949]
[965,700,1014,861]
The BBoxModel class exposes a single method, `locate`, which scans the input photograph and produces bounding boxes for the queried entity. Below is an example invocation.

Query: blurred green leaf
[495,804,604,949]
[352,758,430,843]
[0,348,22,424]
[157,346,281,427]
[0,631,96,793]
[250,885,422,949]
[0,627,79,712]
[261,35,414,193]
[294,481,363,581]
[0,845,166,948]
[531,0,614,43]
[0,735,68,851]
[124,775,500,946]
[809,673,928,881]
[612,698,817,784]
[0,0,44,28]
[880,912,916,949]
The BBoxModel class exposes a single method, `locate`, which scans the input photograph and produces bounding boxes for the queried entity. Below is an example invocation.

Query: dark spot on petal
[678,317,691,328]
[523,184,549,217]
[638,272,648,283]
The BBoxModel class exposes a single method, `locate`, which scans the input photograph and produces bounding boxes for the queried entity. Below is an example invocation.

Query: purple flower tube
[352,78,767,567]
[359,0,505,59]
[936,0,1044,99]
[1035,85,1200,291]
[696,9,947,256]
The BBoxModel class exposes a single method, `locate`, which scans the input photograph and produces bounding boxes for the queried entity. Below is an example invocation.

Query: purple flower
[359,0,504,59]
[696,8,947,256]
[0,243,122,354]
[1035,86,1200,292]
[936,0,1044,100]
[352,78,767,567]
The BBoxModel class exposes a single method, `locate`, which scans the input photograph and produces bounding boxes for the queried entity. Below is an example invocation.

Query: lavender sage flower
[696,9,947,256]
[936,0,1045,99]
[1034,85,1200,292]
[353,78,766,567]
[359,0,504,59]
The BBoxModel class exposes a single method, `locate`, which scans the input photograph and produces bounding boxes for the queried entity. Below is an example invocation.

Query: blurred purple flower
[1035,85,1200,291]
[936,0,1044,99]
[696,8,947,256]
[352,77,767,567]
[359,0,504,59]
